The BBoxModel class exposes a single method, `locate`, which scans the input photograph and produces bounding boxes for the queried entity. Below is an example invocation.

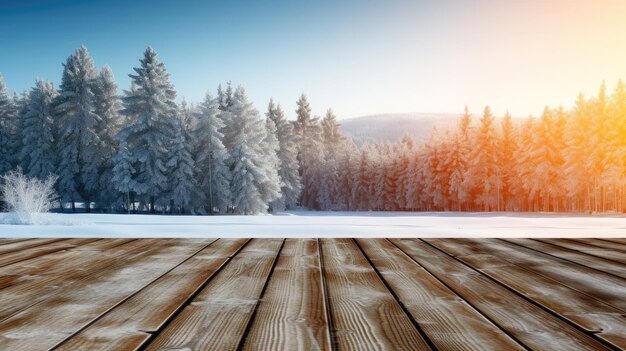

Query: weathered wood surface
[427,238,626,349]
[0,238,623,351]
[355,238,524,351]
[55,238,248,350]
[580,238,626,252]
[144,238,284,351]
[241,239,331,351]
[0,238,98,268]
[502,238,626,311]
[391,238,615,351]
[0,239,215,350]
[321,238,431,351]
[538,238,626,266]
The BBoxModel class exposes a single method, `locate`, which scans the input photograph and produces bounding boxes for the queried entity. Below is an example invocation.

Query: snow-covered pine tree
[447,133,464,210]
[92,65,122,209]
[383,144,400,211]
[562,93,592,211]
[14,90,30,170]
[318,108,344,210]
[433,132,452,210]
[406,147,427,210]
[54,46,102,211]
[7,92,23,170]
[20,79,58,180]
[605,81,626,212]
[111,140,135,212]
[530,107,566,211]
[456,106,473,210]
[393,135,414,210]
[422,133,444,210]
[293,94,322,209]
[498,111,518,210]
[463,106,498,211]
[179,99,195,131]
[164,112,198,213]
[219,82,237,152]
[515,116,537,211]
[336,139,359,210]
[117,47,178,213]
[262,116,283,211]
[228,86,278,214]
[355,145,375,210]
[266,99,301,211]
[0,74,12,174]
[370,145,386,210]
[321,108,343,148]
[194,92,231,213]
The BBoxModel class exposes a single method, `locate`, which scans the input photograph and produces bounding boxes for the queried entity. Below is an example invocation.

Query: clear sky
[1,0,626,119]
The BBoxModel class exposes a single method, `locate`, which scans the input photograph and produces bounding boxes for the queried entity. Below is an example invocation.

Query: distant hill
[339,113,461,146]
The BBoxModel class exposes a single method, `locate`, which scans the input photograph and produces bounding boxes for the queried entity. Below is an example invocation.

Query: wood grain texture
[54,238,248,351]
[390,238,612,351]
[0,238,31,245]
[0,239,31,246]
[0,238,623,351]
[573,238,626,253]
[321,238,432,351]
[144,238,284,351]
[241,239,332,351]
[599,238,626,246]
[0,238,98,268]
[355,238,524,351]
[0,239,214,351]
[0,239,165,322]
[537,239,626,266]
[500,238,626,310]
[0,238,65,255]
[428,238,626,349]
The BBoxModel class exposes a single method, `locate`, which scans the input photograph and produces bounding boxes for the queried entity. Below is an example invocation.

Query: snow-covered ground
[0,211,625,238]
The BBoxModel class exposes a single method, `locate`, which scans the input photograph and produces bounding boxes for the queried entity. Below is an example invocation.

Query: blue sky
[2,0,626,119]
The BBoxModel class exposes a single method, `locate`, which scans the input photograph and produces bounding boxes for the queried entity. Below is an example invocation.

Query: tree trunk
[131,192,136,213]
[150,196,155,214]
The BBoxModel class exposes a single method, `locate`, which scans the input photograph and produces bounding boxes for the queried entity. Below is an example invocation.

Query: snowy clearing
[0,211,625,238]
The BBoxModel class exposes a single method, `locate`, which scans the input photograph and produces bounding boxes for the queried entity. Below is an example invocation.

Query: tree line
[322,85,626,213]
[0,46,314,214]
[0,45,624,214]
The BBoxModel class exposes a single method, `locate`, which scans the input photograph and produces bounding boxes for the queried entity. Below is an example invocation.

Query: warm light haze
[2,0,626,118]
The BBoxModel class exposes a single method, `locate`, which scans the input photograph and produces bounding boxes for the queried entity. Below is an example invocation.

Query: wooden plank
[0,238,98,268]
[69,238,136,251]
[55,238,249,351]
[601,238,626,246]
[0,239,134,289]
[355,238,524,351]
[240,239,331,351]
[0,238,65,255]
[501,239,626,310]
[438,238,626,280]
[577,238,626,252]
[0,239,32,246]
[0,238,214,350]
[321,238,432,351]
[427,239,626,349]
[0,239,163,321]
[540,239,626,264]
[390,238,612,351]
[0,239,130,290]
[144,238,284,351]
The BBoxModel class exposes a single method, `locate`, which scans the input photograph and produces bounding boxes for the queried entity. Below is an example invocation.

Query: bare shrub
[1,168,59,224]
